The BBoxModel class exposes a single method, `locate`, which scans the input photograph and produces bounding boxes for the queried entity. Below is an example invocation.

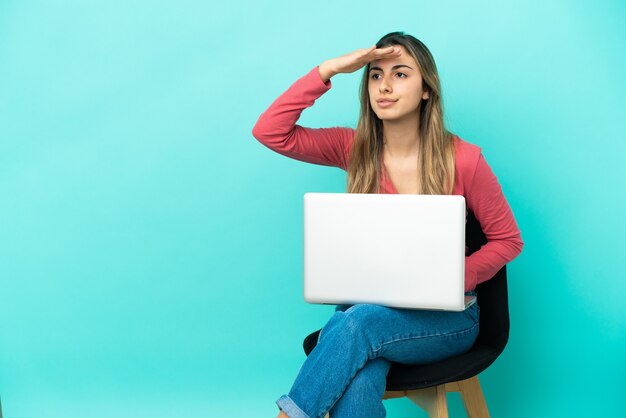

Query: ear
[422,92,430,100]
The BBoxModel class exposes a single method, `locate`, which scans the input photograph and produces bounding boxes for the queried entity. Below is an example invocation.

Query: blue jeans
[276,292,479,418]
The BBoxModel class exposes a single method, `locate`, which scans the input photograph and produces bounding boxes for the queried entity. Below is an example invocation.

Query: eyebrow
[369,64,414,72]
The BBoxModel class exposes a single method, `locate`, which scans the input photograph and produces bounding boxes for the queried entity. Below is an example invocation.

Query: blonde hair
[347,32,455,195]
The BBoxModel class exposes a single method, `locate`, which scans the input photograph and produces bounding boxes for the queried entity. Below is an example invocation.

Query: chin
[374,112,401,122]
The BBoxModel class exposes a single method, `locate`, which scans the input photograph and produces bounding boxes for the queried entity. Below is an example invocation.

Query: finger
[367,47,401,61]
[370,47,399,57]
[360,45,377,56]
[375,46,401,55]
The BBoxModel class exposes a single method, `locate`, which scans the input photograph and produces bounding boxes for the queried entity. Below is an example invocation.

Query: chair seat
[385,344,502,391]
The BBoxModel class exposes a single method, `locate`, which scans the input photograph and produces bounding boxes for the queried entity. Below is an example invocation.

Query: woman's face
[368,45,429,122]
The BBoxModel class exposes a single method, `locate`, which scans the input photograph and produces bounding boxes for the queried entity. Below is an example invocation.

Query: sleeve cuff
[313,65,332,89]
[464,261,477,292]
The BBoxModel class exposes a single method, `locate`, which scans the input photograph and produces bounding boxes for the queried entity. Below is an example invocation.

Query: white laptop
[303,193,476,311]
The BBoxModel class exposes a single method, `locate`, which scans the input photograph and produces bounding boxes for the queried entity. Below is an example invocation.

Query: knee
[322,304,390,343]
[343,304,391,332]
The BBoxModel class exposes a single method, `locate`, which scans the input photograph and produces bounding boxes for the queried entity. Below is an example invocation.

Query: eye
[370,72,407,80]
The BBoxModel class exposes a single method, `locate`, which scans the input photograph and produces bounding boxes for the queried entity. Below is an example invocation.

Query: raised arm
[252,46,403,169]
[251,66,353,168]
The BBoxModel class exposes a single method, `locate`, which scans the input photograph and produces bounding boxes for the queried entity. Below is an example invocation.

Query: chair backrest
[465,210,510,351]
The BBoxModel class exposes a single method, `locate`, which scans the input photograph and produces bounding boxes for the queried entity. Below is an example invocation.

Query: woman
[252,31,523,418]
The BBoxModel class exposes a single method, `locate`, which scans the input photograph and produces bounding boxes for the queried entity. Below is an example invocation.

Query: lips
[376,99,397,108]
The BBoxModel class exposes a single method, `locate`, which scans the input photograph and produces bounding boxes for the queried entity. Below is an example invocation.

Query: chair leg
[383,375,489,417]
[406,385,449,418]
[456,376,490,418]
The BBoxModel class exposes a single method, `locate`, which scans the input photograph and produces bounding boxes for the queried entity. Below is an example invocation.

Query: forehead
[370,45,418,69]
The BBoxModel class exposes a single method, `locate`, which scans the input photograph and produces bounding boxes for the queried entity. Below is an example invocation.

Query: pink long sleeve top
[252,66,524,292]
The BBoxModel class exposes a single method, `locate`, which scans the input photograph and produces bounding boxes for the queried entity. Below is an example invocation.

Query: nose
[379,74,392,93]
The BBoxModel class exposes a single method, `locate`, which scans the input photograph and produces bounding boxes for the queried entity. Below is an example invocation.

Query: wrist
[318,61,337,84]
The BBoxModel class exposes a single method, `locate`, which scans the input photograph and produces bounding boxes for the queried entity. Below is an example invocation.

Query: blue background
[1,0,624,416]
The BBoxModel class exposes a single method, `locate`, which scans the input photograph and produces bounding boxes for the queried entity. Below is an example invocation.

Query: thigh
[337,303,480,365]
[381,303,480,364]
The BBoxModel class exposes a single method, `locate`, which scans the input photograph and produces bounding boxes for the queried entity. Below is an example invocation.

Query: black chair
[303,210,508,417]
